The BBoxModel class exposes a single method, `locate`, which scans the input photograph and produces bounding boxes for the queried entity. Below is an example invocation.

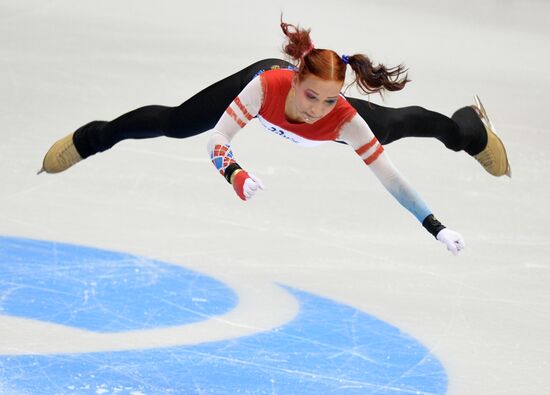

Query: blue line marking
[0,235,447,394]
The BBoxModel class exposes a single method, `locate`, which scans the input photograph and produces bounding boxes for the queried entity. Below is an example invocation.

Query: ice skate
[37,132,82,174]
[471,95,511,177]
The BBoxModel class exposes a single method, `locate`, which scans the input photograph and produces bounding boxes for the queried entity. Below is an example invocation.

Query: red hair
[280,20,409,94]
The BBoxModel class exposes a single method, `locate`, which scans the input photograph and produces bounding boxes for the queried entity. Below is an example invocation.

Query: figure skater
[40,21,511,255]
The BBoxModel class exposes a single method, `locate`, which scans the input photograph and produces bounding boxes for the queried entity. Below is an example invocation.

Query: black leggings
[73,58,486,158]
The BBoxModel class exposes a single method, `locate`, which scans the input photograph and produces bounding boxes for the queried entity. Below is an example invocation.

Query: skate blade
[473,94,495,130]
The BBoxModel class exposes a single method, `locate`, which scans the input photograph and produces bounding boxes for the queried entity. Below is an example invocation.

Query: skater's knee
[161,106,187,137]
[390,106,433,131]
[163,106,214,139]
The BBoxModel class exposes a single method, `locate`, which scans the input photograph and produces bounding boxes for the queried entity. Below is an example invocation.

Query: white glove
[243,173,265,200]
[232,170,265,201]
[436,228,465,255]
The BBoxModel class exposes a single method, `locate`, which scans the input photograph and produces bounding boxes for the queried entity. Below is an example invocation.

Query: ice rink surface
[1,0,549,393]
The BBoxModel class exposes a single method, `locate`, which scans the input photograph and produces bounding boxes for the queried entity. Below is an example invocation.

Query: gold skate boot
[472,95,511,177]
[37,133,82,174]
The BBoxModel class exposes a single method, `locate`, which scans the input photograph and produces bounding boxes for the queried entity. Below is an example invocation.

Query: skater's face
[290,74,343,124]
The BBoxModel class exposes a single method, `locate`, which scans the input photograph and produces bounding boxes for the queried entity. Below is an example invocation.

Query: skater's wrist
[225,163,243,184]
[230,169,243,185]
[422,214,446,238]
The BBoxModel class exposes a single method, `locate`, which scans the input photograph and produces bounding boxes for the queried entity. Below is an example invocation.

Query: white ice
[1,0,549,394]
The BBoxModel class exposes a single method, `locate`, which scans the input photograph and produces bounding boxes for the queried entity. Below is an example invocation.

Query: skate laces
[475,145,494,167]
[57,139,80,165]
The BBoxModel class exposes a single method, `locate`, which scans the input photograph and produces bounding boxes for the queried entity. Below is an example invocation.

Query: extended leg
[39,58,292,173]
[345,97,486,155]
[74,58,292,158]
[346,96,510,176]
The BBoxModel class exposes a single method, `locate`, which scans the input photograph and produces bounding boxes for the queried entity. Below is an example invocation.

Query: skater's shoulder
[258,67,296,85]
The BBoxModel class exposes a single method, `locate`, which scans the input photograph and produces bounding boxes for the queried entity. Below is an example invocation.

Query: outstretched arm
[338,114,465,255]
[207,76,265,200]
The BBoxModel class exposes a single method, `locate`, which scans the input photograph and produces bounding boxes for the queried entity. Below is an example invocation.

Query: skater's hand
[436,228,465,255]
[231,170,264,201]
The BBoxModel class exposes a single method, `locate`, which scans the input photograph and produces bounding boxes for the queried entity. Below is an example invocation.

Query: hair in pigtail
[279,19,409,95]
[347,54,410,95]
[280,19,314,61]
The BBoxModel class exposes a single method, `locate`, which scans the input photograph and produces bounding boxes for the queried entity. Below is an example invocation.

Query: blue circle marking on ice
[0,236,237,332]
[0,236,448,394]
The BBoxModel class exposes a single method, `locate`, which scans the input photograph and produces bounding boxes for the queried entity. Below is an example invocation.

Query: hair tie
[341,54,350,65]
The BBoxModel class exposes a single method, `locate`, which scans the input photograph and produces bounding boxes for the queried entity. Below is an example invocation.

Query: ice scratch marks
[0,236,237,332]
[0,286,447,394]
[0,235,447,394]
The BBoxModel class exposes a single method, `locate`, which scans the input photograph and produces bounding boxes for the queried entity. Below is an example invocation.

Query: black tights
[73,58,486,158]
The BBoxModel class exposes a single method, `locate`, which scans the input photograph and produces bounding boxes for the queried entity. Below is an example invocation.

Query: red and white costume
[208,69,431,222]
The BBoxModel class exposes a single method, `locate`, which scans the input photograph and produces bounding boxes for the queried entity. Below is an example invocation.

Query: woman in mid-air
[39,20,512,255]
